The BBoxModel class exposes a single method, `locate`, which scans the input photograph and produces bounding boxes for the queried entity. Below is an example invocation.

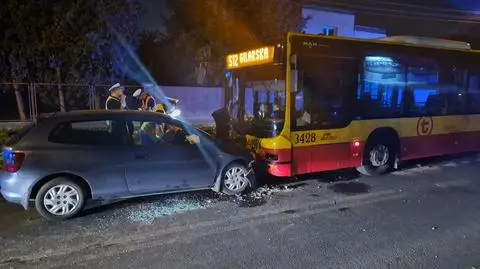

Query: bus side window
[401,89,416,116]
[466,72,480,114]
[466,93,480,114]
[358,54,404,119]
[405,56,441,117]
[425,94,446,116]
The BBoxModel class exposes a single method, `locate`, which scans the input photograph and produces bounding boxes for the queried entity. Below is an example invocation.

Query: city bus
[224,33,480,177]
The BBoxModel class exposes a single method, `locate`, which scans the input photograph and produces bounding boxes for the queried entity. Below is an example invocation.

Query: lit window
[323,26,337,36]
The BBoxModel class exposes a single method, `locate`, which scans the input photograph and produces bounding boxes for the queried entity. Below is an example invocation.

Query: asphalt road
[2,154,480,269]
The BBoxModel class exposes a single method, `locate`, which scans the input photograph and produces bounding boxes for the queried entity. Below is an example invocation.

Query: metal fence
[0,83,224,124]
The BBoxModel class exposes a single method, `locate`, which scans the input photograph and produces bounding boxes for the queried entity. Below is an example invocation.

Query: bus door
[291,54,358,174]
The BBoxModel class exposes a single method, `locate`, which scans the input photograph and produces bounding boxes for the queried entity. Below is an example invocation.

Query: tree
[0,0,46,120]
[36,0,146,110]
[159,0,308,86]
[137,31,177,85]
[0,0,146,113]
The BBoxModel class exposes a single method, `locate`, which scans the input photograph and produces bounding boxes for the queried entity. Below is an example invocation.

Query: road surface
[1,154,480,269]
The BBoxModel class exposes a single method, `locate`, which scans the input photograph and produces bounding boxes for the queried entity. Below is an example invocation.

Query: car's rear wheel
[35,178,86,221]
[222,163,252,195]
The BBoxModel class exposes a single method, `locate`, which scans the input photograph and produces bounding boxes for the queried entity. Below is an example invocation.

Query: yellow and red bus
[224,33,480,177]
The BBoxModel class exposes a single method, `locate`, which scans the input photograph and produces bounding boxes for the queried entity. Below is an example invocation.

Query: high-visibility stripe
[105,96,121,110]
[142,95,156,111]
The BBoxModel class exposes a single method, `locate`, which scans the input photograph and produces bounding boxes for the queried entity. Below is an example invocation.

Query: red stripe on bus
[401,131,480,160]
[260,131,480,177]
[293,142,364,175]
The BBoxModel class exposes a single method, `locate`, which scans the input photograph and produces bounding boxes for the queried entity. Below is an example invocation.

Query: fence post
[89,85,94,110]
[27,83,32,120]
[28,83,35,120]
[92,85,100,110]
[30,83,38,119]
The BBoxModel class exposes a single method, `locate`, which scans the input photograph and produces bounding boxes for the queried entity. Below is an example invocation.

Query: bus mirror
[290,54,297,66]
[291,70,298,93]
[290,54,298,92]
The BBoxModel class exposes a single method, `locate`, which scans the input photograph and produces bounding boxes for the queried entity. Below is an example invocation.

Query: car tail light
[2,148,25,173]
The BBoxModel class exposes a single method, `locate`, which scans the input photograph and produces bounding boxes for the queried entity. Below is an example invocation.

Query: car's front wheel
[222,163,253,195]
[35,178,86,221]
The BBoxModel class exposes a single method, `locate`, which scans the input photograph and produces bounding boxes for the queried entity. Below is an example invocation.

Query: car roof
[38,110,178,122]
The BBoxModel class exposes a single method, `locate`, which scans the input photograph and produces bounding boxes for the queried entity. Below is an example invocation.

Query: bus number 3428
[295,133,317,144]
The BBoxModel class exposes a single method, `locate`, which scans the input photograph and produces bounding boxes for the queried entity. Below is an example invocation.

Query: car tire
[221,162,253,195]
[356,139,396,177]
[35,177,86,221]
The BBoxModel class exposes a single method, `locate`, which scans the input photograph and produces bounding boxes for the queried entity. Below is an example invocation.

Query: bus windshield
[228,64,286,138]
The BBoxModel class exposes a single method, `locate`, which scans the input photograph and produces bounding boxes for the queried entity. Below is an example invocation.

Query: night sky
[142,0,480,38]
[353,0,480,37]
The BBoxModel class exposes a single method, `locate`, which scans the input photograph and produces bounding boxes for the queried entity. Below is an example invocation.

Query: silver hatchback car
[1,110,255,220]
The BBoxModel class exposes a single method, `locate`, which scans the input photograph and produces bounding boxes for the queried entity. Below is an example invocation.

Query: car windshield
[228,64,286,138]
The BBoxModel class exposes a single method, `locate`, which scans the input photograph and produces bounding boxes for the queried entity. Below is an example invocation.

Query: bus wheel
[357,140,395,177]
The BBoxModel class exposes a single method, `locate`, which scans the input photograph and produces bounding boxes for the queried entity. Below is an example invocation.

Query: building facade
[302,6,386,39]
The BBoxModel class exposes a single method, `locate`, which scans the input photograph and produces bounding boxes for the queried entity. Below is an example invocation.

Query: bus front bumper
[255,160,292,178]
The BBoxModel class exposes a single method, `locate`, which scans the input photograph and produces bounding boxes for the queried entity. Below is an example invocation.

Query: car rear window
[4,123,35,147]
[48,120,127,146]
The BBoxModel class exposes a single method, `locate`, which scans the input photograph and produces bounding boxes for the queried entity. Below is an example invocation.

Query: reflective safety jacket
[105,95,122,110]
[105,95,124,132]
[152,103,166,113]
[141,95,156,111]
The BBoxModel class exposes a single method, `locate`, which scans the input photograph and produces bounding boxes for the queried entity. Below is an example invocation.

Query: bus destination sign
[226,46,275,70]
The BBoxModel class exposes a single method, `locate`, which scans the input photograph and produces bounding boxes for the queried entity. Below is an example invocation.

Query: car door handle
[135,153,149,160]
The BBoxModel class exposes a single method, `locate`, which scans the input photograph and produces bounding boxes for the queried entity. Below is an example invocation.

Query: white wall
[302,8,355,38]
[155,86,224,125]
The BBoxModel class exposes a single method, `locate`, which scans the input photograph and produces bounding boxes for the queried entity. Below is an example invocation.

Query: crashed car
[1,110,255,221]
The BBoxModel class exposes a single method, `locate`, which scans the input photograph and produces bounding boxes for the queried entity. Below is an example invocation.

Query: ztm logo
[416,117,433,136]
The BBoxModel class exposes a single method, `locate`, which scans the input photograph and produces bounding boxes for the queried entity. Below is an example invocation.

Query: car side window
[49,120,128,146]
[128,119,199,146]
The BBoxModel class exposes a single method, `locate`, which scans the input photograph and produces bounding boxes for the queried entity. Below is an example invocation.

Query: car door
[124,116,216,194]
[45,118,133,199]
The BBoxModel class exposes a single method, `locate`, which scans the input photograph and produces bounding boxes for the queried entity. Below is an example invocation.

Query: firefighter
[138,103,197,145]
[152,103,199,144]
[132,88,156,111]
[105,83,126,110]
[138,101,164,145]
[139,103,168,145]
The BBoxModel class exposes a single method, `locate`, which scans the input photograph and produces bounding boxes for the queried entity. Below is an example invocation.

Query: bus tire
[357,138,397,177]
